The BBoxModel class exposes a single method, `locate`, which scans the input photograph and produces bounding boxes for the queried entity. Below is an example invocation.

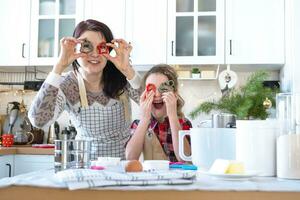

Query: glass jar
[276,93,294,135]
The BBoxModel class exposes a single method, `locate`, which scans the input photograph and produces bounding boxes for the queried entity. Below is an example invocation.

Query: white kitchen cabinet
[167,0,225,65]
[14,155,54,176]
[167,0,285,65]
[0,0,31,66]
[84,0,126,39]
[84,0,167,68]
[0,155,14,178]
[225,0,285,64]
[29,0,84,66]
[126,0,167,66]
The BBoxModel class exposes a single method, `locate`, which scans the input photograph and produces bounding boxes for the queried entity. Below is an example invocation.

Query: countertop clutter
[1,169,300,200]
[0,145,54,155]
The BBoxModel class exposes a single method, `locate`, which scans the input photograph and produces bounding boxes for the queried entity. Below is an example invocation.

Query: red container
[1,134,14,147]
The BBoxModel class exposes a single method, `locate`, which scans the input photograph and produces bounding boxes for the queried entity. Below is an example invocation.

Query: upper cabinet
[84,0,126,39]
[126,0,167,66]
[167,0,285,65]
[30,0,84,66]
[225,0,285,64]
[0,0,31,66]
[167,0,225,65]
[85,0,167,67]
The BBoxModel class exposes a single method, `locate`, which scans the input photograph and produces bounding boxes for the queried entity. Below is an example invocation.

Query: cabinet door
[84,0,126,39]
[167,0,225,65]
[126,0,167,67]
[225,0,285,64]
[0,155,14,178]
[14,155,54,176]
[0,0,30,66]
[30,0,84,66]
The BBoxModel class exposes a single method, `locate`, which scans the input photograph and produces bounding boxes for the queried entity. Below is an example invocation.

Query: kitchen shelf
[178,78,217,81]
[177,65,220,80]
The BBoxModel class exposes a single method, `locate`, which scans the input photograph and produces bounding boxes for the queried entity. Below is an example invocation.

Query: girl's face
[77,31,107,75]
[145,73,169,120]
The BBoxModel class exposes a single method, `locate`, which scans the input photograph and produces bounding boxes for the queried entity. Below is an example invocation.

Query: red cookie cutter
[97,42,109,54]
[146,83,156,93]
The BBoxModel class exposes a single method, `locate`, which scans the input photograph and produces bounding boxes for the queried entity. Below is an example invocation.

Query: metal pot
[212,113,236,128]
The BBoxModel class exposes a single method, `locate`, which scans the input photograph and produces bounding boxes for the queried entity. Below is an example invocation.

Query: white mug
[179,128,236,170]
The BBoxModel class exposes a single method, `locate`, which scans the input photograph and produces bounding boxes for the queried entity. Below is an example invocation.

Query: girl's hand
[104,39,133,78]
[54,37,86,74]
[139,90,154,122]
[162,92,178,118]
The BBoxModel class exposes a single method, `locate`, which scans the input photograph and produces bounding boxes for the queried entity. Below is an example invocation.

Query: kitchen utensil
[179,128,236,170]
[277,134,300,179]
[14,130,34,145]
[212,113,236,128]
[48,121,60,144]
[7,102,20,134]
[294,93,300,126]
[3,103,32,135]
[143,160,170,171]
[54,140,91,172]
[236,119,278,176]
[218,65,237,96]
[1,133,14,147]
[198,113,236,128]
[30,128,44,144]
[199,170,258,180]
[276,93,294,136]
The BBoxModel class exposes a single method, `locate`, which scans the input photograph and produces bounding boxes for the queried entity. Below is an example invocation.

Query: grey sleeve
[28,82,67,129]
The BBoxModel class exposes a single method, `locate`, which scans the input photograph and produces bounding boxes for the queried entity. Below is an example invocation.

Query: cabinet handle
[22,43,26,58]
[171,41,174,56]
[229,40,232,55]
[6,163,12,177]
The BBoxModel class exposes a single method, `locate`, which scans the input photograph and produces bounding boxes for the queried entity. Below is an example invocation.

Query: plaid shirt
[131,116,192,162]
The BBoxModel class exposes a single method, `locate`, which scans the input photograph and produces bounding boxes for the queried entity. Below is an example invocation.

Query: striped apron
[73,72,131,160]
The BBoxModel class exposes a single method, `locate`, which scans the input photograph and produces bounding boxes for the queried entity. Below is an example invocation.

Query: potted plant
[189,70,279,176]
[191,68,201,79]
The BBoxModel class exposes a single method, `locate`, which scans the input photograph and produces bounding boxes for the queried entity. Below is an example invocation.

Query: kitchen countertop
[0,169,300,200]
[0,145,54,155]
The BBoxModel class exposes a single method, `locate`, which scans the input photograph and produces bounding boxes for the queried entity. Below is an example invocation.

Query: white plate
[199,170,258,181]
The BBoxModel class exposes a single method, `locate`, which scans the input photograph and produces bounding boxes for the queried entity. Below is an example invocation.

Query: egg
[125,160,143,172]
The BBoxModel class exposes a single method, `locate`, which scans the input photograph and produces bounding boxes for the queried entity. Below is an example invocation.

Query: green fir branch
[189,70,278,120]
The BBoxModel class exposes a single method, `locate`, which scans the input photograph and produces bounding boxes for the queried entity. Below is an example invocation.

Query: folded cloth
[55,169,196,190]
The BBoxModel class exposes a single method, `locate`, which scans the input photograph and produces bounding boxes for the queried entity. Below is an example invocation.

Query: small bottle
[61,127,70,140]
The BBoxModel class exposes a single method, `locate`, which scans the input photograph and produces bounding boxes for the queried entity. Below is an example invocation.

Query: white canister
[277,134,300,179]
[236,119,279,176]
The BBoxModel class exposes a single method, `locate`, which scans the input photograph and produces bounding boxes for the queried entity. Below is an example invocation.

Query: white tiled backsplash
[0,70,279,129]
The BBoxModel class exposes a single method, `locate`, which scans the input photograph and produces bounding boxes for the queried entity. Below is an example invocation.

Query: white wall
[0,68,279,131]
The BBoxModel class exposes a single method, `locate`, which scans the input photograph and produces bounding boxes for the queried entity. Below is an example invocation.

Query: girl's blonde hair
[142,64,185,118]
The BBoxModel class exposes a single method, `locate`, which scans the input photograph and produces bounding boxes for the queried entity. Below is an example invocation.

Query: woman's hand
[162,92,178,118]
[139,90,154,122]
[104,39,134,79]
[53,37,86,74]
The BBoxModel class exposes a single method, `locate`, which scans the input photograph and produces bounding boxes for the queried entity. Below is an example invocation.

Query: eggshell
[125,160,143,172]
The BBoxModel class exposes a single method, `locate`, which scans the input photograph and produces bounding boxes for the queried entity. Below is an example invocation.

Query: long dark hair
[72,19,127,98]
[142,64,185,118]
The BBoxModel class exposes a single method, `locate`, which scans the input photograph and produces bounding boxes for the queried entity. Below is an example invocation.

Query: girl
[126,64,192,162]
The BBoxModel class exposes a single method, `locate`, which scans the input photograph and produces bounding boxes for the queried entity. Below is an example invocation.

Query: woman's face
[77,31,107,75]
[145,73,169,120]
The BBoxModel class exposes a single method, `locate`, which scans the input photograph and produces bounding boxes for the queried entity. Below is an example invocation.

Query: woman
[29,19,141,160]
[126,64,192,162]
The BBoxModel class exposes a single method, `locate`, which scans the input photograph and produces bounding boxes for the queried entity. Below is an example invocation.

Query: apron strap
[143,129,168,160]
[76,71,89,108]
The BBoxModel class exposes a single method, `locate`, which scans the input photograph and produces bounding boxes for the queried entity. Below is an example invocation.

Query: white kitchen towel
[55,169,196,190]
